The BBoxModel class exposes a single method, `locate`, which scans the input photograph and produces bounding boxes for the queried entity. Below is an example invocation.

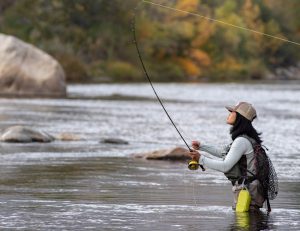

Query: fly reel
[188,160,200,170]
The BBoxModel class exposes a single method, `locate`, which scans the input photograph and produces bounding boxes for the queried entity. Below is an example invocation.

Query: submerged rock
[0,126,55,143]
[55,133,83,141]
[101,138,129,145]
[0,33,66,97]
[132,147,190,161]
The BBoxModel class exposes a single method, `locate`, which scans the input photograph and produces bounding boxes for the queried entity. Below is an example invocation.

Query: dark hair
[230,112,263,144]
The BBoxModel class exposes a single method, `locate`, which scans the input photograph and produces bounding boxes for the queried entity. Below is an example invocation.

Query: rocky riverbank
[267,62,300,81]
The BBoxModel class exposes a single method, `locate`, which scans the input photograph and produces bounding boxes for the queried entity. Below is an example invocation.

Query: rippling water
[0,83,300,230]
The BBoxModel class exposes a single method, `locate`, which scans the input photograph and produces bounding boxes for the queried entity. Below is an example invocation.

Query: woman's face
[227,111,236,125]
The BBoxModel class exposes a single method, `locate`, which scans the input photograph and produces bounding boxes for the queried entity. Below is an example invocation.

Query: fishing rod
[132,7,204,171]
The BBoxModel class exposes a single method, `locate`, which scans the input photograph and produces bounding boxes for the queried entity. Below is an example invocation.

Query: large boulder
[0,33,66,97]
[131,147,191,161]
[0,126,54,143]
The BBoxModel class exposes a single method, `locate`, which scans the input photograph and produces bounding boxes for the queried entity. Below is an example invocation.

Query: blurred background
[0,0,299,83]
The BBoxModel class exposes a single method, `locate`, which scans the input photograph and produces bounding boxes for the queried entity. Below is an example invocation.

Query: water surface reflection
[0,83,299,230]
[0,157,299,230]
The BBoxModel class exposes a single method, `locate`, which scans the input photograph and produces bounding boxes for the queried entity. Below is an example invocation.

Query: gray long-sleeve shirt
[199,137,254,173]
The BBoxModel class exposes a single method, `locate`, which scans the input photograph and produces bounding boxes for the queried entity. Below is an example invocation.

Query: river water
[0,83,299,230]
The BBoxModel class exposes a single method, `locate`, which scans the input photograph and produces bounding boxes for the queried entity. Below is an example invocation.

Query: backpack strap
[237,135,257,177]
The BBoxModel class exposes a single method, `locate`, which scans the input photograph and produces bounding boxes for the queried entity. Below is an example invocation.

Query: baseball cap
[225,102,257,121]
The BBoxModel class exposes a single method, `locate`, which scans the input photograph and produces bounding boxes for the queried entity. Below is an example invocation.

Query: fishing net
[254,145,278,200]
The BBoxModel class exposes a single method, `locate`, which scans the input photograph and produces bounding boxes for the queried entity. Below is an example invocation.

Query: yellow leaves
[166,0,199,21]
[176,0,199,13]
[175,57,201,77]
[217,56,243,72]
[190,49,211,66]
[192,20,215,47]
[167,45,211,78]
[169,21,194,39]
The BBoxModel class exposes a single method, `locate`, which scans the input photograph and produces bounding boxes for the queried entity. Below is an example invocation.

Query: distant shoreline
[69,79,300,85]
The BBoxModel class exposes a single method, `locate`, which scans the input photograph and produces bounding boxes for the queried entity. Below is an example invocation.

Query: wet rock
[0,126,55,143]
[0,33,66,97]
[55,133,83,141]
[101,138,129,145]
[131,147,190,161]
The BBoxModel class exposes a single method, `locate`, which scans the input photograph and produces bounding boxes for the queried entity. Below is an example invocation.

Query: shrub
[147,61,185,82]
[54,53,89,83]
[245,60,268,80]
[105,61,142,82]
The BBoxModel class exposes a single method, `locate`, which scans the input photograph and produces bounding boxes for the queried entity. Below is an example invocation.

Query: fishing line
[142,0,300,47]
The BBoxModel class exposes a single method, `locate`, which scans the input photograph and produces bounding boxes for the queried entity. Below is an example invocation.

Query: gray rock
[101,138,129,145]
[0,33,66,97]
[131,147,190,161]
[270,62,300,80]
[0,126,55,143]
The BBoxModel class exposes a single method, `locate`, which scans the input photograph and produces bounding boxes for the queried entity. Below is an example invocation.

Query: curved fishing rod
[132,7,205,171]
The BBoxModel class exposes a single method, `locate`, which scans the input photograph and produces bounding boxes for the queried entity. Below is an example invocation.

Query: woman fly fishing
[189,102,268,211]
[133,4,278,212]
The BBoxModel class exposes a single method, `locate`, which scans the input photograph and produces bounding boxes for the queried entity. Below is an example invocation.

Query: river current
[0,83,299,230]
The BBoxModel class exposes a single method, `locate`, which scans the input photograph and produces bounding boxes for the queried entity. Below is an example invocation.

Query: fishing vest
[222,135,257,184]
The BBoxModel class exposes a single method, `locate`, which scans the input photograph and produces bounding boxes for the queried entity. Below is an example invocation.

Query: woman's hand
[191,140,201,150]
[189,150,201,162]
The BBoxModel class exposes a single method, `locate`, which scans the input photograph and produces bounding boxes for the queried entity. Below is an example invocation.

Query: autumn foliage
[0,0,299,82]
